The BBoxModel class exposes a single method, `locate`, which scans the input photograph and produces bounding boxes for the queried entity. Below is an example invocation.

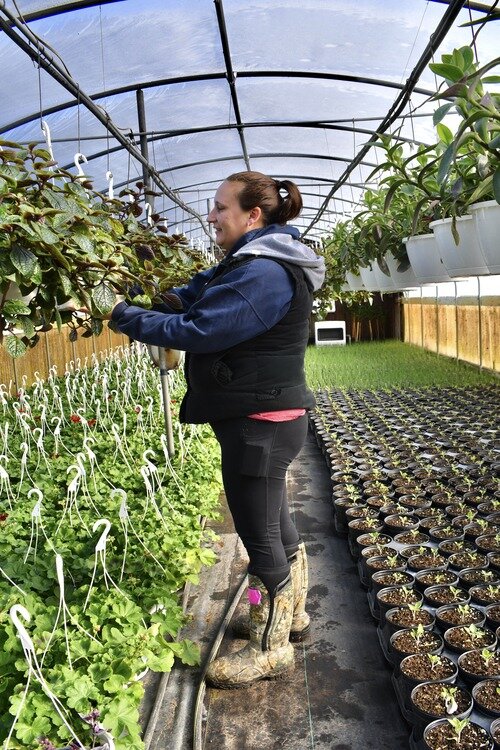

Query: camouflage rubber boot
[231,542,310,642]
[205,575,295,689]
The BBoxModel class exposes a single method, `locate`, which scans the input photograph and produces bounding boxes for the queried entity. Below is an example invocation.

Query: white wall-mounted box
[314,321,346,346]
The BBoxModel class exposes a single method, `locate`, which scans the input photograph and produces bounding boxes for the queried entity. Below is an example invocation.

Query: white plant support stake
[111,423,134,471]
[75,452,99,515]
[56,464,88,533]
[0,454,13,508]
[111,489,167,577]
[24,489,43,563]
[5,605,86,750]
[139,465,165,523]
[83,519,129,611]
[18,443,36,497]
[0,566,28,597]
[31,427,52,475]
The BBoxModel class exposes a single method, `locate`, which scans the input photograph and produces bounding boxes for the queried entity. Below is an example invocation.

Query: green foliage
[0,349,222,748]
[0,140,206,357]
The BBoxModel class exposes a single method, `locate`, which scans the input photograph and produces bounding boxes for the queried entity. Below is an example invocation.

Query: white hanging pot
[384,252,419,290]
[5,282,37,304]
[429,215,489,277]
[147,346,184,370]
[404,233,451,284]
[372,257,398,292]
[358,264,380,292]
[345,271,365,291]
[469,199,500,274]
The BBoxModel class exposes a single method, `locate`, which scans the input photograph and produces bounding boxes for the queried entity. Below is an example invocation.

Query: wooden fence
[0,326,130,393]
[402,295,500,373]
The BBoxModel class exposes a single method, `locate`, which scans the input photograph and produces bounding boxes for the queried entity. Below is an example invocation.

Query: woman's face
[208,180,263,251]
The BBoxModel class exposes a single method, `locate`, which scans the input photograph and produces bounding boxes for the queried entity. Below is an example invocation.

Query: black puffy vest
[179,256,315,424]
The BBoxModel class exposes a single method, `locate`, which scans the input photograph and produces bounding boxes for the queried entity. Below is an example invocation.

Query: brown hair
[225,171,303,225]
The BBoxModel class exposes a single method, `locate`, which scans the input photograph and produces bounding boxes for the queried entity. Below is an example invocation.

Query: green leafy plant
[0,139,205,357]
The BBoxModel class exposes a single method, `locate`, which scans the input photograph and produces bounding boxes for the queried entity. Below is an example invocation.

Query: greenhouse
[0,1,499,749]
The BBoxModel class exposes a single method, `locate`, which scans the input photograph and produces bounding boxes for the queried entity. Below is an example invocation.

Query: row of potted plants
[318,42,499,298]
[310,384,499,749]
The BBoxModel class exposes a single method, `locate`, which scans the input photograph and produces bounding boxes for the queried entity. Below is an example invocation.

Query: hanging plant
[0,139,206,357]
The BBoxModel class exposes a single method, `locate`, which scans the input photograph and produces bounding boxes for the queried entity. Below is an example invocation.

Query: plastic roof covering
[0,0,498,245]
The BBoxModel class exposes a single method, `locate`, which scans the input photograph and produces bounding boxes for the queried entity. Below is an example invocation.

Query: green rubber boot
[205,575,295,689]
[231,542,310,642]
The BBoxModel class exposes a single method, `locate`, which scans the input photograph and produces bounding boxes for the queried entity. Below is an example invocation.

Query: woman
[110,171,325,689]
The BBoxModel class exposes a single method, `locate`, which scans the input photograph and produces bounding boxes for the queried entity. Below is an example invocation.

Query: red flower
[0,513,8,522]
[87,418,96,427]
[134,406,141,413]
[70,414,81,423]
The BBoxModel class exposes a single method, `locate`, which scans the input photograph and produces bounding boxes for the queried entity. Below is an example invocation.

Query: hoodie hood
[232,225,326,292]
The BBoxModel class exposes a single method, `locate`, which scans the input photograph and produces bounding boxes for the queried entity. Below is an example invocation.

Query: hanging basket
[344,271,366,291]
[384,252,419,290]
[358,264,380,292]
[469,200,500,275]
[404,234,451,284]
[429,216,489,277]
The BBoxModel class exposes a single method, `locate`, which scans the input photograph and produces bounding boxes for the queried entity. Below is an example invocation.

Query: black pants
[210,414,308,595]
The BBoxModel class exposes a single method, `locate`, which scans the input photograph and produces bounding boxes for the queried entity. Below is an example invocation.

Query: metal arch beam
[213,0,250,171]
[15,0,498,25]
[0,72,436,135]
[0,3,211,236]
[57,120,421,172]
[79,150,377,179]
[302,0,468,235]
[9,0,126,24]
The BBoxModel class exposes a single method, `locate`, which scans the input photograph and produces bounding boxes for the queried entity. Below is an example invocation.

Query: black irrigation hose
[192,573,248,750]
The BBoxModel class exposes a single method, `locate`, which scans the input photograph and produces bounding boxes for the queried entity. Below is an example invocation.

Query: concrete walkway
[143,431,409,750]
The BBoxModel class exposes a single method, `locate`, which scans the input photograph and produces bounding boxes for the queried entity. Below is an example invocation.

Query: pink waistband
[247,409,306,422]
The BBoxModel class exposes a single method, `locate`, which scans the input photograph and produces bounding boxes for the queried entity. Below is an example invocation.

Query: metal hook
[106,170,114,199]
[41,120,55,161]
[74,152,88,177]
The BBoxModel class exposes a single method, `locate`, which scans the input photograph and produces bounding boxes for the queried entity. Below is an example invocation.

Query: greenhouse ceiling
[0,0,498,244]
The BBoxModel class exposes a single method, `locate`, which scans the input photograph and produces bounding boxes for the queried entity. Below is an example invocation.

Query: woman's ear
[247,205,263,228]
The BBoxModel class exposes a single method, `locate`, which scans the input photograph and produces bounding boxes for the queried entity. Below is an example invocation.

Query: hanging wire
[470,0,499,54]
[99,6,110,173]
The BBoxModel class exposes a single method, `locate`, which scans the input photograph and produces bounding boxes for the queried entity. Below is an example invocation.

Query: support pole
[420,286,424,350]
[136,89,155,216]
[454,281,459,362]
[435,284,439,356]
[158,348,175,457]
[477,276,483,371]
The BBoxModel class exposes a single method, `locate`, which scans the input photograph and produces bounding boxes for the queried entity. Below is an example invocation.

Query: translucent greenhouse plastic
[0,0,498,242]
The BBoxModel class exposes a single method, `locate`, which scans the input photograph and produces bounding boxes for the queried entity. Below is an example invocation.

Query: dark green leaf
[3,299,30,316]
[492,168,500,204]
[437,143,454,185]
[428,62,464,83]
[4,335,26,358]
[91,282,116,314]
[10,244,38,277]
[433,103,453,126]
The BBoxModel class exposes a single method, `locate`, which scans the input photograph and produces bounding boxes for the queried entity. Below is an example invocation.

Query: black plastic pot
[435,603,485,634]
[422,718,493,750]
[389,627,443,671]
[457,649,500,688]
[409,681,473,742]
[472,679,500,719]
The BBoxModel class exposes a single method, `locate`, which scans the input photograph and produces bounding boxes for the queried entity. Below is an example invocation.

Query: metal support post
[136,89,155,216]
[158,348,175,457]
[477,276,483,371]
